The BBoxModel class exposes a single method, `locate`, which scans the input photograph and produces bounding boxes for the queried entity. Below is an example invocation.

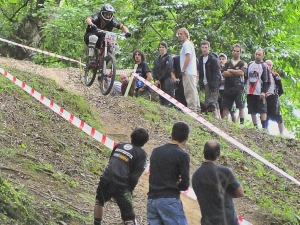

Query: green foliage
[0,175,44,224]
[2,0,300,136]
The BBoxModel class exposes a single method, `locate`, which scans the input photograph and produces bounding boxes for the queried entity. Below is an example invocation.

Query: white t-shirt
[246,63,263,95]
[180,40,197,76]
[110,81,122,96]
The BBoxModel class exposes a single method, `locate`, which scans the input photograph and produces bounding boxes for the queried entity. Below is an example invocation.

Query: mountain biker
[84,4,131,64]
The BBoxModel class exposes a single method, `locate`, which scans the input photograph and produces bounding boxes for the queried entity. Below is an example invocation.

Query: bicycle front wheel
[84,48,98,87]
[99,53,116,95]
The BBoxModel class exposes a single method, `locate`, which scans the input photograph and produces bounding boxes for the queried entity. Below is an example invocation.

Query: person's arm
[229,69,244,77]
[232,185,244,198]
[181,53,191,75]
[178,153,190,191]
[159,55,174,82]
[86,17,93,25]
[121,24,129,33]
[261,63,271,98]
[129,153,147,191]
[209,57,221,92]
[221,61,231,78]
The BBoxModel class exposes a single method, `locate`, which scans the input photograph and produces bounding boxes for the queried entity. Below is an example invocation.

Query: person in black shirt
[222,44,247,125]
[84,4,131,62]
[153,42,174,106]
[132,49,152,100]
[147,121,190,225]
[94,128,149,225]
[172,55,187,106]
[192,140,244,225]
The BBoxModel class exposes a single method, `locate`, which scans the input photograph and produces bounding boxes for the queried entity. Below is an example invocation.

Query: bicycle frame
[96,29,125,58]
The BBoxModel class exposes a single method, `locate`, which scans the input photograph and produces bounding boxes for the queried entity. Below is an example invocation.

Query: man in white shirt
[177,28,200,113]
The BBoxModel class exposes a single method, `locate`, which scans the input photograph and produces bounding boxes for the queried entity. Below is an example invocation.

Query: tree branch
[213,0,242,31]
[149,24,164,40]
[0,0,30,22]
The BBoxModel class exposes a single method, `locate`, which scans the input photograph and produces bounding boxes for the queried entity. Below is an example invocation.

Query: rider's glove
[125,32,132,38]
[90,24,98,31]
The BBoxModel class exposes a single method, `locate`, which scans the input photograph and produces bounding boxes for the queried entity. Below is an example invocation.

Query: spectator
[172,55,187,106]
[177,28,200,113]
[120,73,135,97]
[265,60,285,134]
[147,121,190,225]
[245,48,270,129]
[93,128,149,225]
[222,44,247,125]
[218,53,227,118]
[198,40,221,118]
[132,49,152,100]
[192,140,244,225]
[153,42,175,106]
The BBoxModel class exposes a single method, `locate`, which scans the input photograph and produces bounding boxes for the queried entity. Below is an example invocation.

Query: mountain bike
[83,29,125,95]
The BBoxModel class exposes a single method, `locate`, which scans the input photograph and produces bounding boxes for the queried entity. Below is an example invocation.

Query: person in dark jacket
[265,59,285,134]
[198,40,221,118]
[172,55,187,106]
[93,128,149,225]
[147,121,190,225]
[153,42,174,106]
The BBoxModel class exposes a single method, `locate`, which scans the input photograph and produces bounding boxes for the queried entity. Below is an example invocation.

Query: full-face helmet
[100,4,115,23]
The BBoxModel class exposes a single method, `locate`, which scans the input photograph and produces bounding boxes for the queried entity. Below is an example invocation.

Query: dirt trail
[0,57,201,224]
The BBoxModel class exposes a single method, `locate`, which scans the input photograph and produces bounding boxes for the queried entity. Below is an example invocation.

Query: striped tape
[0,37,85,66]
[0,68,252,224]
[132,73,300,187]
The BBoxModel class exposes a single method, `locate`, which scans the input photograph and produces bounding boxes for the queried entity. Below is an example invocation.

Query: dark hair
[159,41,168,49]
[171,121,190,142]
[132,49,146,62]
[131,128,149,147]
[200,40,210,47]
[203,140,221,161]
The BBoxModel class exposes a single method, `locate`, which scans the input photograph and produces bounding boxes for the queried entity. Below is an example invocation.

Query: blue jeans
[147,198,188,225]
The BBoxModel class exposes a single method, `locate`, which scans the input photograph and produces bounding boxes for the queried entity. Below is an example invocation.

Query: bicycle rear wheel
[84,48,98,87]
[98,53,116,95]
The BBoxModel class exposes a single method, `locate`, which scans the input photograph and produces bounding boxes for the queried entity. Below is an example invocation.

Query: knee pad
[114,42,120,52]
[89,35,98,47]
[209,103,216,111]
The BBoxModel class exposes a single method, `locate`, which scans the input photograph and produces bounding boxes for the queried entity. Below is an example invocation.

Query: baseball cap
[218,53,227,61]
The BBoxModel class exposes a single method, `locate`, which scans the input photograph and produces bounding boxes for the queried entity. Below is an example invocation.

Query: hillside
[0,57,300,225]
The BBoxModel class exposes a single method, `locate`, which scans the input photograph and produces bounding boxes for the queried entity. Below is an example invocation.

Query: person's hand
[90,24,98,31]
[125,32,132,38]
[155,80,161,87]
[260,92,266,99]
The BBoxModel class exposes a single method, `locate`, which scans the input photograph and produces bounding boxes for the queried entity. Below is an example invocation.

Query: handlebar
[95,29,126,40]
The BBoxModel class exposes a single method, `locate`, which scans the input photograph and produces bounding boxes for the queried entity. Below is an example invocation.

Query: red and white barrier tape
[0,68,251,224]
[133,73,300,187]
[0,37,85,66]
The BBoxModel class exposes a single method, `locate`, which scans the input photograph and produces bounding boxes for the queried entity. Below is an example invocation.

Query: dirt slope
[1,57,298,225]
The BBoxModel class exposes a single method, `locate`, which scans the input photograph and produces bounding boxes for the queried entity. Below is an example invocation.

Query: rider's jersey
[85,12,123,33]
[101,142,147,191]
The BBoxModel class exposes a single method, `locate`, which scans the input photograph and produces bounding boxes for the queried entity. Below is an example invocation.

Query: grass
[1,66,300,224]
[132,96,300,224]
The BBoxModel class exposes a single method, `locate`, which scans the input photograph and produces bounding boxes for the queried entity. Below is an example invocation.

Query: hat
[159,41,168,49]
[218,53,227,61]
